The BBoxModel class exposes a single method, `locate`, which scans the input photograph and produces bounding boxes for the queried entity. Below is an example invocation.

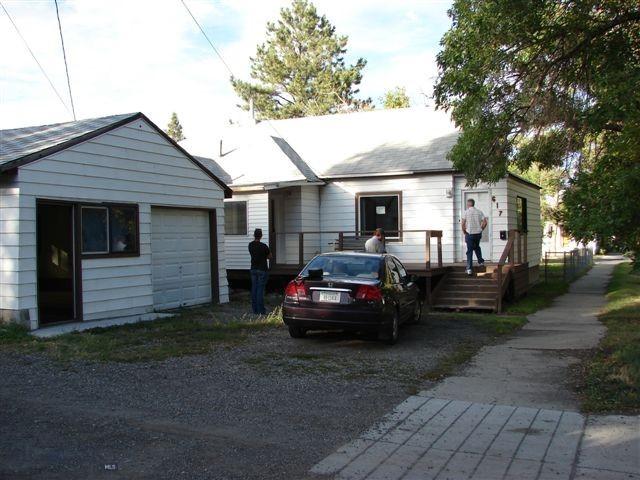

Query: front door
[37,203,77,325]
[459,190,492,262]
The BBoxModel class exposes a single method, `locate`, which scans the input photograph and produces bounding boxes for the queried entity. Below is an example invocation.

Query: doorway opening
[37,203,78,325]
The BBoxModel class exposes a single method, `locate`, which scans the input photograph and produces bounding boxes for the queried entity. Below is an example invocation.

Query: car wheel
[288,326,306,338]
[381,311,399,345]
[410,298,423,324]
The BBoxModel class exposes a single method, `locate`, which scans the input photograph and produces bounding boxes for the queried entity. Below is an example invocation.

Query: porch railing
[495,229,528,313]
[269,229,444,270]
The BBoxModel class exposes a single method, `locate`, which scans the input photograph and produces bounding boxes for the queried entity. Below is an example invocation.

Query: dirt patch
[0,304,513,480]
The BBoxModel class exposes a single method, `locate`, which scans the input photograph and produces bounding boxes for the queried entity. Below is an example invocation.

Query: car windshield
[301,255,381,279]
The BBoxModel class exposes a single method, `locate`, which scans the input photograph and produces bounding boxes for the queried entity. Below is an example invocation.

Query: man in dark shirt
[248,228,271,314]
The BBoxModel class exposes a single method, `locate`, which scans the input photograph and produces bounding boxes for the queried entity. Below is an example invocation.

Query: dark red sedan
[282,252,422,344]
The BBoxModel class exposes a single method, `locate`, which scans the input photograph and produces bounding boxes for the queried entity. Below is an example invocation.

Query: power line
[54,0,76,120]
[179,0,234,77]
[0,1,72,116]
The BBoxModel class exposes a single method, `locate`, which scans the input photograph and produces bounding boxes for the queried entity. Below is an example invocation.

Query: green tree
[434,0,640,259]
[231,0,370,120]
[165,112,185,142]
[382,87,410,109]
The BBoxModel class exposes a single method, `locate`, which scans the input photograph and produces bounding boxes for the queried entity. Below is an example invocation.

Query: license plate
[318,291,341,303]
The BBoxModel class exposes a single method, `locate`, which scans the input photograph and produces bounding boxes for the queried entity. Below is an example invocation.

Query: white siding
[0,186,21,312]
[454,176,510,262]
[300,185,321,262]
[507,177,542,267]
[319,174,456,265]
[9,118,228,328]
[224,192,269,270]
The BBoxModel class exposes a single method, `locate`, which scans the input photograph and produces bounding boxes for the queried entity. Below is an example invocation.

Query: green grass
[0,307,283,363]
[579,263,640,413]
[429,311,528,336]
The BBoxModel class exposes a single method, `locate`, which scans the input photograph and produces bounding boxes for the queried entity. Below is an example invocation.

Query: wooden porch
[228,228,530,313]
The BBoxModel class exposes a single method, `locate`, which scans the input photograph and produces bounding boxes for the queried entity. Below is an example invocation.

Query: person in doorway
[461,198,488,275]
[365,228,386,253]
[248,228,271,315]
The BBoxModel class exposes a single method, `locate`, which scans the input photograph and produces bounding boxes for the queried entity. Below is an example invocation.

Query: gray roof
[0,113,138,167]
[215,108,461,186]
[195,156,233,185]
[0,112,232,196]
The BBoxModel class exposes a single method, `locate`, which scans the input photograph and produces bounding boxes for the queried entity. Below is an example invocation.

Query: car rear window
[301,255,381,279]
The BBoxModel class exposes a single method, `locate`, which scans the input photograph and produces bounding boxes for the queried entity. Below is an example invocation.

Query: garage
[151,207,215,310]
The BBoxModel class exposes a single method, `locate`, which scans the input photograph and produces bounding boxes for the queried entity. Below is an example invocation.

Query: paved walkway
[310,257,639,479]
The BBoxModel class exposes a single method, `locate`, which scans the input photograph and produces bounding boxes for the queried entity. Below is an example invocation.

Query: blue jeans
[250,269,269,314]
[465,233,484,270]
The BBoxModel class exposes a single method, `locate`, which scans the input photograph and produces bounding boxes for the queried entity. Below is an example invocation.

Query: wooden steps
[433,265,499,312]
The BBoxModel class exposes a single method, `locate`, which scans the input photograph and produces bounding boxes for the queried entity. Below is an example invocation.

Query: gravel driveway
[0,301,497,480]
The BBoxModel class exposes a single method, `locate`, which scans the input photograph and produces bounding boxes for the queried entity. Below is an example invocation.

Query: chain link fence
[543,248,594,283]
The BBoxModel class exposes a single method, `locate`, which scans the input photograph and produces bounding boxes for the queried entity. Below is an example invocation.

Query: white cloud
[1,0,451,155]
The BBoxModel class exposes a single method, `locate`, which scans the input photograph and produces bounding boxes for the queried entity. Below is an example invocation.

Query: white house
[205,108,541,299]
[0,112,231,330]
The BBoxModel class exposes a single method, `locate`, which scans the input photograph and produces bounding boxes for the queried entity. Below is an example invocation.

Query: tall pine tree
[231,0,370,120]
[165,112,185,142]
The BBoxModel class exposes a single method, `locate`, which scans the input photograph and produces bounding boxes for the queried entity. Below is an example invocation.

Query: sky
[0,0,453,155]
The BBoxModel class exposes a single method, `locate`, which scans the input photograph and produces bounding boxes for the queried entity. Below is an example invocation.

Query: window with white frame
[357,193,401,239]
[225,201,247,235]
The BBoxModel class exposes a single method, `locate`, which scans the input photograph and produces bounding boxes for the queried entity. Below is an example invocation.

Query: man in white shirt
[365,228,386,253]
[461,199,488,275]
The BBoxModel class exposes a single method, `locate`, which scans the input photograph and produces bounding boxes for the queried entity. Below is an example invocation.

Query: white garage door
[151,208,211,310]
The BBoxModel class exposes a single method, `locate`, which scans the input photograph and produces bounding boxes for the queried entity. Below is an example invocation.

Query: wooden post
[425,230,431,270]
[496,265,503,313]
[509,231,515,266]
[517,231,522,264]
[437,235,443,268]
[523,233,528,264]
[544,252,548,283]
[298,233,304,267]
[338,232,344,251]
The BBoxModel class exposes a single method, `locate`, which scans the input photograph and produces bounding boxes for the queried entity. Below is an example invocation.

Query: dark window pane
[301,255,381,279]
[225,202,247,235]
[110,206,138,253]
[82,207,108,253]
[516,197,528,232]
[359,195,399,236]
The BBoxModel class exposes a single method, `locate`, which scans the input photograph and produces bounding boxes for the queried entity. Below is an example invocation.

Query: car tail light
[284,279,309,302]
[356,284,383,302]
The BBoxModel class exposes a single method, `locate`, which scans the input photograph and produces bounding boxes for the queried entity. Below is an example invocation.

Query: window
[301,254,381,279]
[386,258,401,284]
[516,196,528,233]
[358,193,401,239]
[81,207,108,254]
[81,204,138,256]
[225,202,247,235]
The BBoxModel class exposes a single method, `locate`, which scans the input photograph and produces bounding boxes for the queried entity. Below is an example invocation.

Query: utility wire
[54,0,76,120]
[178,0,292,145]
[0,1,72,116]
[179,0,234,77]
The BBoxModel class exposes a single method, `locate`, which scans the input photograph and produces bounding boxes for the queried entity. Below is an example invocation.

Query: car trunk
[301,276,381,306]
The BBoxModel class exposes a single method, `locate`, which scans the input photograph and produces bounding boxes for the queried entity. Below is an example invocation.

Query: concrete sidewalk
[310,256,639,479]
